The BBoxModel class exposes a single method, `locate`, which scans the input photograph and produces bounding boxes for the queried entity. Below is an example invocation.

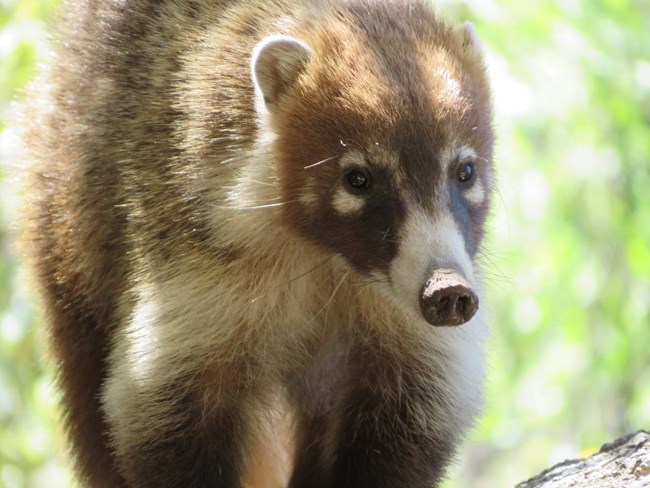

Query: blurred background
[0,0,649,486]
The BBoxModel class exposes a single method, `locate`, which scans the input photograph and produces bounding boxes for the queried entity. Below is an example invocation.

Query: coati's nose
[419,268,479,326]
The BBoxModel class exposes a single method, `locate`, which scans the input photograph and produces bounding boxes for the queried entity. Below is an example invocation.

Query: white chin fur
[389,210,474,315]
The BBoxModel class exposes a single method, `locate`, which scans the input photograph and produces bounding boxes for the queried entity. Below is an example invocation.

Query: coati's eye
[344,168,372,192]
[457,162,475,183]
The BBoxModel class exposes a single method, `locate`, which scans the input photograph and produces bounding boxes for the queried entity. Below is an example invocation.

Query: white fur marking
[332,188,364,215]
[457,145,477,162]
[380,206,486,433]
[440,144,477,173]
[434,67,462,102]
[121,285,162,386]
[300,177,319,207]
[102,284,163,429]
[465,180,486,206]
[389,209,474,314]
[338,150,367,168]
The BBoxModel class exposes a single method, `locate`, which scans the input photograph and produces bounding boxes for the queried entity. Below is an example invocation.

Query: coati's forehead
[288,0,493,163]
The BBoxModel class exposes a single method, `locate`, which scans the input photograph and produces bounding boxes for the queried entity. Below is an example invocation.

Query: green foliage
[441,0,650,485]
[1,2,71,487]
[1,0,648,487]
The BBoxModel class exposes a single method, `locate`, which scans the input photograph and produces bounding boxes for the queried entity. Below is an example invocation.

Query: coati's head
[251,1,494,327]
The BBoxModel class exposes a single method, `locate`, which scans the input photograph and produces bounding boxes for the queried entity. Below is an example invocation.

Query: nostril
[438,295,451,310]
[437,293,457,315]
[437,290,464,316]
[458,295,471,315]
[420,269,479,326]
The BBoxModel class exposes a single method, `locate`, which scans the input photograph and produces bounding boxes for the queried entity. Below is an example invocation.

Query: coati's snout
[420,268,479,326]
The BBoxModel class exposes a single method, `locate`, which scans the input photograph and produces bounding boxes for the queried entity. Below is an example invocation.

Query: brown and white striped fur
[19,0,494,486]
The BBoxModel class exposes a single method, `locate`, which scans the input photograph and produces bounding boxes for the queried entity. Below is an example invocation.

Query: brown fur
[19,1,494,487]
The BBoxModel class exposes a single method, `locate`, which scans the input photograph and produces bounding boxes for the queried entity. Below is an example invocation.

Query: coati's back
[21,0,494,487]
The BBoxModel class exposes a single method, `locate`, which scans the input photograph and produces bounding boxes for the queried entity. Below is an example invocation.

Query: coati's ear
[456,21,483,53]
[251,35,312,112]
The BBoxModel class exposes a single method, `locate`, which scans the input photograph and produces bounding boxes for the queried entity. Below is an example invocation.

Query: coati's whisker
[303,155,338,170]
[308,270,350,324]
[349,279,390,286]
[381,227,398,243]
[284,258,331,285]
[246,179,277,187]
[250,258,332,303]
[219,157,239,165]
[210,201,293,210]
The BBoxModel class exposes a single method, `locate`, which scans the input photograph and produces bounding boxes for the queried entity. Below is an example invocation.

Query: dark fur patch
[118,393,246,488]
[289,335,457,488]
[297,159,405,274]
[448,156,492,258]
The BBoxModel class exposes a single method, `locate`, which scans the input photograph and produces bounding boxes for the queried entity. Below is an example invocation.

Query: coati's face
[252,2,494,326]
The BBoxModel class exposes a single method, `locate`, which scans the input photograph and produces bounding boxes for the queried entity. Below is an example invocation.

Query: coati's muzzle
[419,268,479,326]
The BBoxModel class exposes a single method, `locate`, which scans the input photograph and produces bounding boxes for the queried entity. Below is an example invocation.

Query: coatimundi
[19,0,495,486]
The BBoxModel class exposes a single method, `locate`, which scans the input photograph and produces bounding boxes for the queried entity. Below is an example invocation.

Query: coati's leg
[326,376,456,488]
[124,396,245,487]
[31,234,128,487]
[103,352,261,488]
[290,335,465,488]
[241,395,294,488]
[287,414,330,488]
[48,306,127,488]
